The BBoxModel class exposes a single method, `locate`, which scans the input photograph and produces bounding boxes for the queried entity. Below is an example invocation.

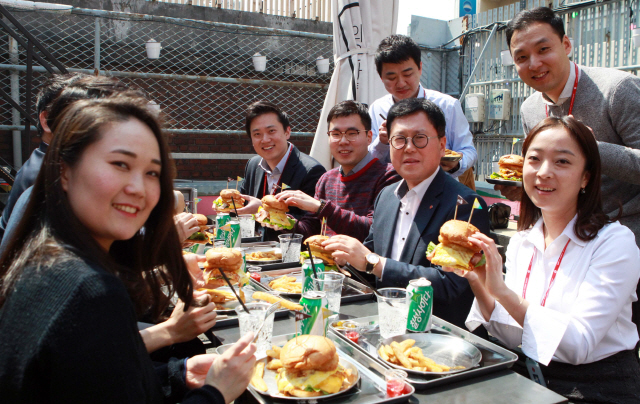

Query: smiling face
[380,58,422,101]
[523,126,589,219]
[389,112,445,189]
[510,22,572,102]
[249,112,291,169]
[328,114,372,173]
[61,118,161,251]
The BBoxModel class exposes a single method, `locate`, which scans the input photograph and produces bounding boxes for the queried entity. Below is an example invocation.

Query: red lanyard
[262,146,292,196]
[545,63,579,117]
[522,239,571,307]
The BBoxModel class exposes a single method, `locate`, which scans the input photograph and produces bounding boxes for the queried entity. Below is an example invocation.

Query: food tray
[259,269,376,303]
[218,332,415,404]
[329,315,518,390]
[485,177,523,188]
[441,155,462,163]
[211,279,293,329]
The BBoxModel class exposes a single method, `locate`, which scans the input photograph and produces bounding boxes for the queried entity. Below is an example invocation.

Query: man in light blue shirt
[369,35,476,181]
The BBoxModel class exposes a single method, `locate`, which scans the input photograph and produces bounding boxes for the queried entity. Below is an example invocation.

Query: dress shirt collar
[541,62,580,106]
[340,152,374,176]
[394,167,440,201]
[528,214,587,253]
[259,143,293,175]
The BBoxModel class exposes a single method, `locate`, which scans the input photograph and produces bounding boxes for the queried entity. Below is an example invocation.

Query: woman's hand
[467,233,509,299]
[185,354,217,389]
[174,212,199,241]
[205,332,257,403]
[165,292,217,344]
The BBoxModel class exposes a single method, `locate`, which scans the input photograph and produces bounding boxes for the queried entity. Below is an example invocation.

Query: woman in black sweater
[0,95,256,403]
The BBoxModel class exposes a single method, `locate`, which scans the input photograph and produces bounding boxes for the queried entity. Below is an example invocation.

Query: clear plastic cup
[278,234,303,263]
[384,369,407,397]
[238,214,255,238]
[234,302,275,357]
[376,288,408,339]
[312,272,345,314]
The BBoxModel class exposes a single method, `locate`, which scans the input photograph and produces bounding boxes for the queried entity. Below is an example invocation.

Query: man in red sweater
[275,101,400,242]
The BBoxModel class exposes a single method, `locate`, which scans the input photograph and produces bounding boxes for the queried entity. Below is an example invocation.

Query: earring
[580,188,586,194]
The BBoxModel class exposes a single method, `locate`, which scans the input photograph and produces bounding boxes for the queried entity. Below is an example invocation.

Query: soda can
[225,220,241,248]
[301,259,325,294]
[216,213,230,242]
[406,278,433,332]
[299,291,328,336]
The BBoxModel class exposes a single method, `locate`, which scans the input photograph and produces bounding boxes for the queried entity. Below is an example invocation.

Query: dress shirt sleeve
[444,99,477,178]
[521,224,640,365]
[597,75,640,185]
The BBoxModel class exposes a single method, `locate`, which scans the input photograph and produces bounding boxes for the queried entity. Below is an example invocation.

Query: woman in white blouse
[445,116,640,402]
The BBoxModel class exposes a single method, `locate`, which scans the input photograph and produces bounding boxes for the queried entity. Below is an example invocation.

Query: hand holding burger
[213,189,246,213]
[426,220,485,272]
[255,195,295,230]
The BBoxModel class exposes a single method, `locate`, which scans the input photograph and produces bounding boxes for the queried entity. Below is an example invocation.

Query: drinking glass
[238,214,255,238]
[376,288,408,339]
[312,272,345,315]
[278,234,303,263]
[234,302,275,356]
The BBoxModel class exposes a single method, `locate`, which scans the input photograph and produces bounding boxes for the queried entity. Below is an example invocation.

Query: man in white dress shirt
[325,98,490,330]
[368,35,477,187]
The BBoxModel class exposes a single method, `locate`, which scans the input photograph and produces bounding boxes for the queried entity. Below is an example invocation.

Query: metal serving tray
[258,269,376,304]
[329,315,518,390]
[220,332,415,404]
[212,278,293,328]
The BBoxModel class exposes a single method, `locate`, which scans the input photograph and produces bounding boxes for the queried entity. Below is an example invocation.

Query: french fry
[266,359,283,370]
[400,339,415,351]
[378,346,389,361]
[391,341,413,369]
[252,292,303,311]
[250,362,268,392]
[384,345,395,358]
[266,345,282,359]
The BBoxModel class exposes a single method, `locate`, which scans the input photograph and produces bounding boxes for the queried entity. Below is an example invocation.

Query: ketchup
[386,379,405,397]
[345,331,359,343]
[249,272,261,282]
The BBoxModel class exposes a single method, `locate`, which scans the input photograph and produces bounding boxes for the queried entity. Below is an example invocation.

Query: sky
[397,0,457,34]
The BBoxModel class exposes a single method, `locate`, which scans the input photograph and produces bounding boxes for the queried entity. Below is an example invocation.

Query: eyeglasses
[327,129,367,142]
[390,134,437,150]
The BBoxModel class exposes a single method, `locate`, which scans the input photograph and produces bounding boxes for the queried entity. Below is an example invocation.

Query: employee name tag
[525,357,547,387]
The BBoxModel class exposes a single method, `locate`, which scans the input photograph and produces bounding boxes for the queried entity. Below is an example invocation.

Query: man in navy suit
[325,98,490,330]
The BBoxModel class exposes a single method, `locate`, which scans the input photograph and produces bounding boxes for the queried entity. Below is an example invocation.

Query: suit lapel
[376,186,401,258]
[399,169,445,263]
[253,162,265,198]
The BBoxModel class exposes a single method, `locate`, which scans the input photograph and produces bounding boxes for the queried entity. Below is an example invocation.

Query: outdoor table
[212,299,567,404]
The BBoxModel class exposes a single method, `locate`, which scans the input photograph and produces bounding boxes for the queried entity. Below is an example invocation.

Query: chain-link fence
[0,5,333,176]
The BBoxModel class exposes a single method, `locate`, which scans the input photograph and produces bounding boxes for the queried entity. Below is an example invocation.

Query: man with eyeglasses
[275,101,400,242]
[324,98,490,331]
[368,35,477,189]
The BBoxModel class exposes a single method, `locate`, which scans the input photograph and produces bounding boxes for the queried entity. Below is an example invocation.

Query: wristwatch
[365,253,380,274]
[316,199,327,215]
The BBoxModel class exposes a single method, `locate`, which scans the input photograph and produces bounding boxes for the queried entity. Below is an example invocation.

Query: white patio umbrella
[310,0,400,169]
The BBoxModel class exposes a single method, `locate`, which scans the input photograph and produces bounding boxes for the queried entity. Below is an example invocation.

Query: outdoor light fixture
[146,39,161,59]
[500,50,514,66]
[316,56,329,74]
[252,52,267,72]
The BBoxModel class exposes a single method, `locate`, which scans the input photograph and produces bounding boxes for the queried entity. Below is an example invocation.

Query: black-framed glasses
[390,134,437,150]
[327,129,367,142]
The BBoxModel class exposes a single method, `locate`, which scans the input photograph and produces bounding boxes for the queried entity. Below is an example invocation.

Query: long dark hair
[0,95,192,318]
[518,116,612,241]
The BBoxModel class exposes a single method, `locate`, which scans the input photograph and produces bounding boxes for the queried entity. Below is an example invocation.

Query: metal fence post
[94,17,101,73]
[9,37,22,168]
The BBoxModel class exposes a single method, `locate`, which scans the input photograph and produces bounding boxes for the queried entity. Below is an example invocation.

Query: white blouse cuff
[522,304,570,366]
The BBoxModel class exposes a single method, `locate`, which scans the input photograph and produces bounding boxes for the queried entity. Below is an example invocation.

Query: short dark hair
[375,35,422,76]
[326,100,371,131]
[506,7,565,49]
[35,73,84,136]
[387,98,446,139]
[245,101,290,137]
[518,116,612,241]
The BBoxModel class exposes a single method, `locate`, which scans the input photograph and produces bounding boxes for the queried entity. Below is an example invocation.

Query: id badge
[525,357,547,387]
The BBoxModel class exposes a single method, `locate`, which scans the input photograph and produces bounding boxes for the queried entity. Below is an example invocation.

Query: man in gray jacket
[498,7,640,332]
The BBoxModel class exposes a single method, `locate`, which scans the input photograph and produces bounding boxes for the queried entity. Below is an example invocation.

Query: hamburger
[303,235,335,266]
[202,247,248,289]
[490,154,523,181]
[213,189,246,213]
[185,214,210,244]
[276,335,348,397]
[255,195,295,230]
[426,220,485,271]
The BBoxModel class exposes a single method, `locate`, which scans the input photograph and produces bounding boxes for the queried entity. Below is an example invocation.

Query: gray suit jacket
[364,168,491,330]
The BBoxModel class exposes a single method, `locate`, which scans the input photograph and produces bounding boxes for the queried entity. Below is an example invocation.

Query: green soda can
[406,277,434,332]
[299,291,328,336]
[216,213,230,242]
[225,219,241,248]
[302,259,325,294]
